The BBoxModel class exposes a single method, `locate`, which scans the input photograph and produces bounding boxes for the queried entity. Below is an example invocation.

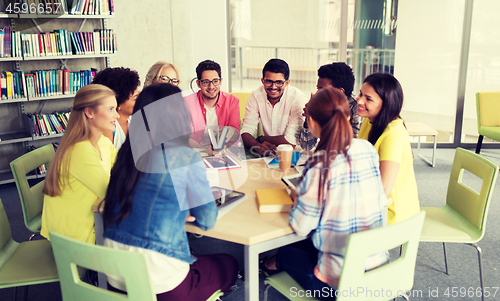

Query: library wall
[108,0,229,93]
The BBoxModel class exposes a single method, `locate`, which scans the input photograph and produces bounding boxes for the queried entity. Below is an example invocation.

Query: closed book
[0,28,4,58]
[255,188,293,213]
[0,73,6,99]
[5,71,12,99]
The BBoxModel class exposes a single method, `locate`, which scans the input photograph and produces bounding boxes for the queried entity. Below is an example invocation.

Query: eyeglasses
[158,75,180,85]
[263,79,286,88]
[199,78,221,87]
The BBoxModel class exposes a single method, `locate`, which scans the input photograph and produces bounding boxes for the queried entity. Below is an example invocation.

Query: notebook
[255,188,293,213]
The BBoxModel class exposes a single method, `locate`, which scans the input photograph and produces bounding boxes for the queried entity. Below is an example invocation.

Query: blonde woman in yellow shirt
[356,73,420,225]
[41,84,119,244]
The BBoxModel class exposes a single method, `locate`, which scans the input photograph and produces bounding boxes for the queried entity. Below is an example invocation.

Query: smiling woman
[92,67,141,150]
[40,84,119,244]
[357,73,420,225]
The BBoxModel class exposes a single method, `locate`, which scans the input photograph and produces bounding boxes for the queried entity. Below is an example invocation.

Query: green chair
[0,198,59,301]
[50,231,156,301]
[264,211,426,301]
[420,148,498,301]
[475,91,500,154]
[10,144,55,240]
[50,232,224,301]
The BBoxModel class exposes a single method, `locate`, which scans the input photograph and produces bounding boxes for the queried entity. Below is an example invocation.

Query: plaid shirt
[297,96,361,151]
[289,139,389,288]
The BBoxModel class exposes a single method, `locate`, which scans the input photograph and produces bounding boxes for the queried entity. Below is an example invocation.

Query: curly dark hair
[92,67,141,106]
[317,62,355,98]
[196,60,222,79]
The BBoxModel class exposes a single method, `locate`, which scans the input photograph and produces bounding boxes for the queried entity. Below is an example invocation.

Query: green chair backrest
[0,198,16,266]
[476,91,500,128]
[337,211,426,301]
[446,148,498,231]
[10,144,55,233]
[230,92,251,121]
[50,232,156,301]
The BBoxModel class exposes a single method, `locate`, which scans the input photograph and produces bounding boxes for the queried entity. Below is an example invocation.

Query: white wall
[108,0,229,93]
[394,0,465,138]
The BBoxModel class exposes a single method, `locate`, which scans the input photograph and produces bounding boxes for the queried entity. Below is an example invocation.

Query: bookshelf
[0,3,116,185]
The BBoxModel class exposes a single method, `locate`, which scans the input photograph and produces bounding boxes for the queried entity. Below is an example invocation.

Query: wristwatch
[256,135,263,143]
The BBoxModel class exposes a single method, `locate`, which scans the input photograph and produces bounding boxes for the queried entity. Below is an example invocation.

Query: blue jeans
[276,239,336,301]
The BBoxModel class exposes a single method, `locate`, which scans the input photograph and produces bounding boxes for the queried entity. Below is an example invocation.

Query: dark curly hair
[196,60,222,79]
[317,62,355,98]
[92,67,141,107]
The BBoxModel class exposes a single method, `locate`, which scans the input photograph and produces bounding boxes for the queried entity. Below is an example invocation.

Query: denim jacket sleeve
[186,153,218,230]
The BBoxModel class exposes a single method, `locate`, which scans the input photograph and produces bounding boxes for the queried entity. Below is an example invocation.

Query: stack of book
[19,29,116,57]
[0,26,22,58]
[1,0,114,15]
[0,71,27,100]
[69,0,114,15]
[26,111,71,137]
[25,69,96,98]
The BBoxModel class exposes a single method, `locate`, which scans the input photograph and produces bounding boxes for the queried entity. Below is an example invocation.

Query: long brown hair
[43,84,116,196]
[304,87,353,201]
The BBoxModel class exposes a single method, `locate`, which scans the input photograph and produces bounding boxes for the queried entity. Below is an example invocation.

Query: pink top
[185,91,241,144]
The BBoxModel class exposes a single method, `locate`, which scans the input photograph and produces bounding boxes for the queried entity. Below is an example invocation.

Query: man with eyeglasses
[185,60,240,150]
[241,58,307,155]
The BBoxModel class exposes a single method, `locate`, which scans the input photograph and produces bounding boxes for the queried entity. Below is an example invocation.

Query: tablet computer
[203,155,240,170]
[211,187,246,209]
[281,174,302,190]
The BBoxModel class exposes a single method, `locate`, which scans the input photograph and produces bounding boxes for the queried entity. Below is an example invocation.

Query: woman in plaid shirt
[263,87,389,300]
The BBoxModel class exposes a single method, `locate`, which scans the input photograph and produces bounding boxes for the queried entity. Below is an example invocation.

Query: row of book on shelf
[0,26,116,58]
[0,0,114,15]
[1,69,97,100]
[26,111,71,137]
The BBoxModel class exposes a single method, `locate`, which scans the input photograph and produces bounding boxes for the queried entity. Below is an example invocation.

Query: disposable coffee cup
[277,144,294,172]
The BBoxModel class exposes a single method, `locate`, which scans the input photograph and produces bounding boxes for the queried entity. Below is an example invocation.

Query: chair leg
[469,243,484,301]
[476,135,484,154]
[442,242,449,275]
[263,284,271,301]
[15,286,29,301]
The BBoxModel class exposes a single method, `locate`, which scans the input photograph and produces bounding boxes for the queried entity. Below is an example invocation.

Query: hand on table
[257,141,276,156]
[186,214,196,223]
[287,186,298,207]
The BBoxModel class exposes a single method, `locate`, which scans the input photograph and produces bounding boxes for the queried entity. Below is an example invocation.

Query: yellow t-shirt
[358,118,420,225]
[41,135,117,244]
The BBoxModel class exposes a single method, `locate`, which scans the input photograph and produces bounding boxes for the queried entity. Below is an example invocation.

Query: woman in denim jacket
[102,84,238,301]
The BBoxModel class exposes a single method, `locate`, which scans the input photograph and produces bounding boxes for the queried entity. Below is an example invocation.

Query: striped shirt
[289,138,389,288]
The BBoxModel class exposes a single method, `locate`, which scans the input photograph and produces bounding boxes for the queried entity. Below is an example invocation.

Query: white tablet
[281,174,302,190]
[203,155,240,170]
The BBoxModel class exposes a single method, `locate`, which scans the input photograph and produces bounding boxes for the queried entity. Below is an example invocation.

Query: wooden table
[94,158,304,301]
[185,159,305,301]
[406,122,438,167]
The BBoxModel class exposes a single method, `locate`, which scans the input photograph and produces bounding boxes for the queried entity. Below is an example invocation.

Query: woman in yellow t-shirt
[356,73,420,225]
[41,84,119,244]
